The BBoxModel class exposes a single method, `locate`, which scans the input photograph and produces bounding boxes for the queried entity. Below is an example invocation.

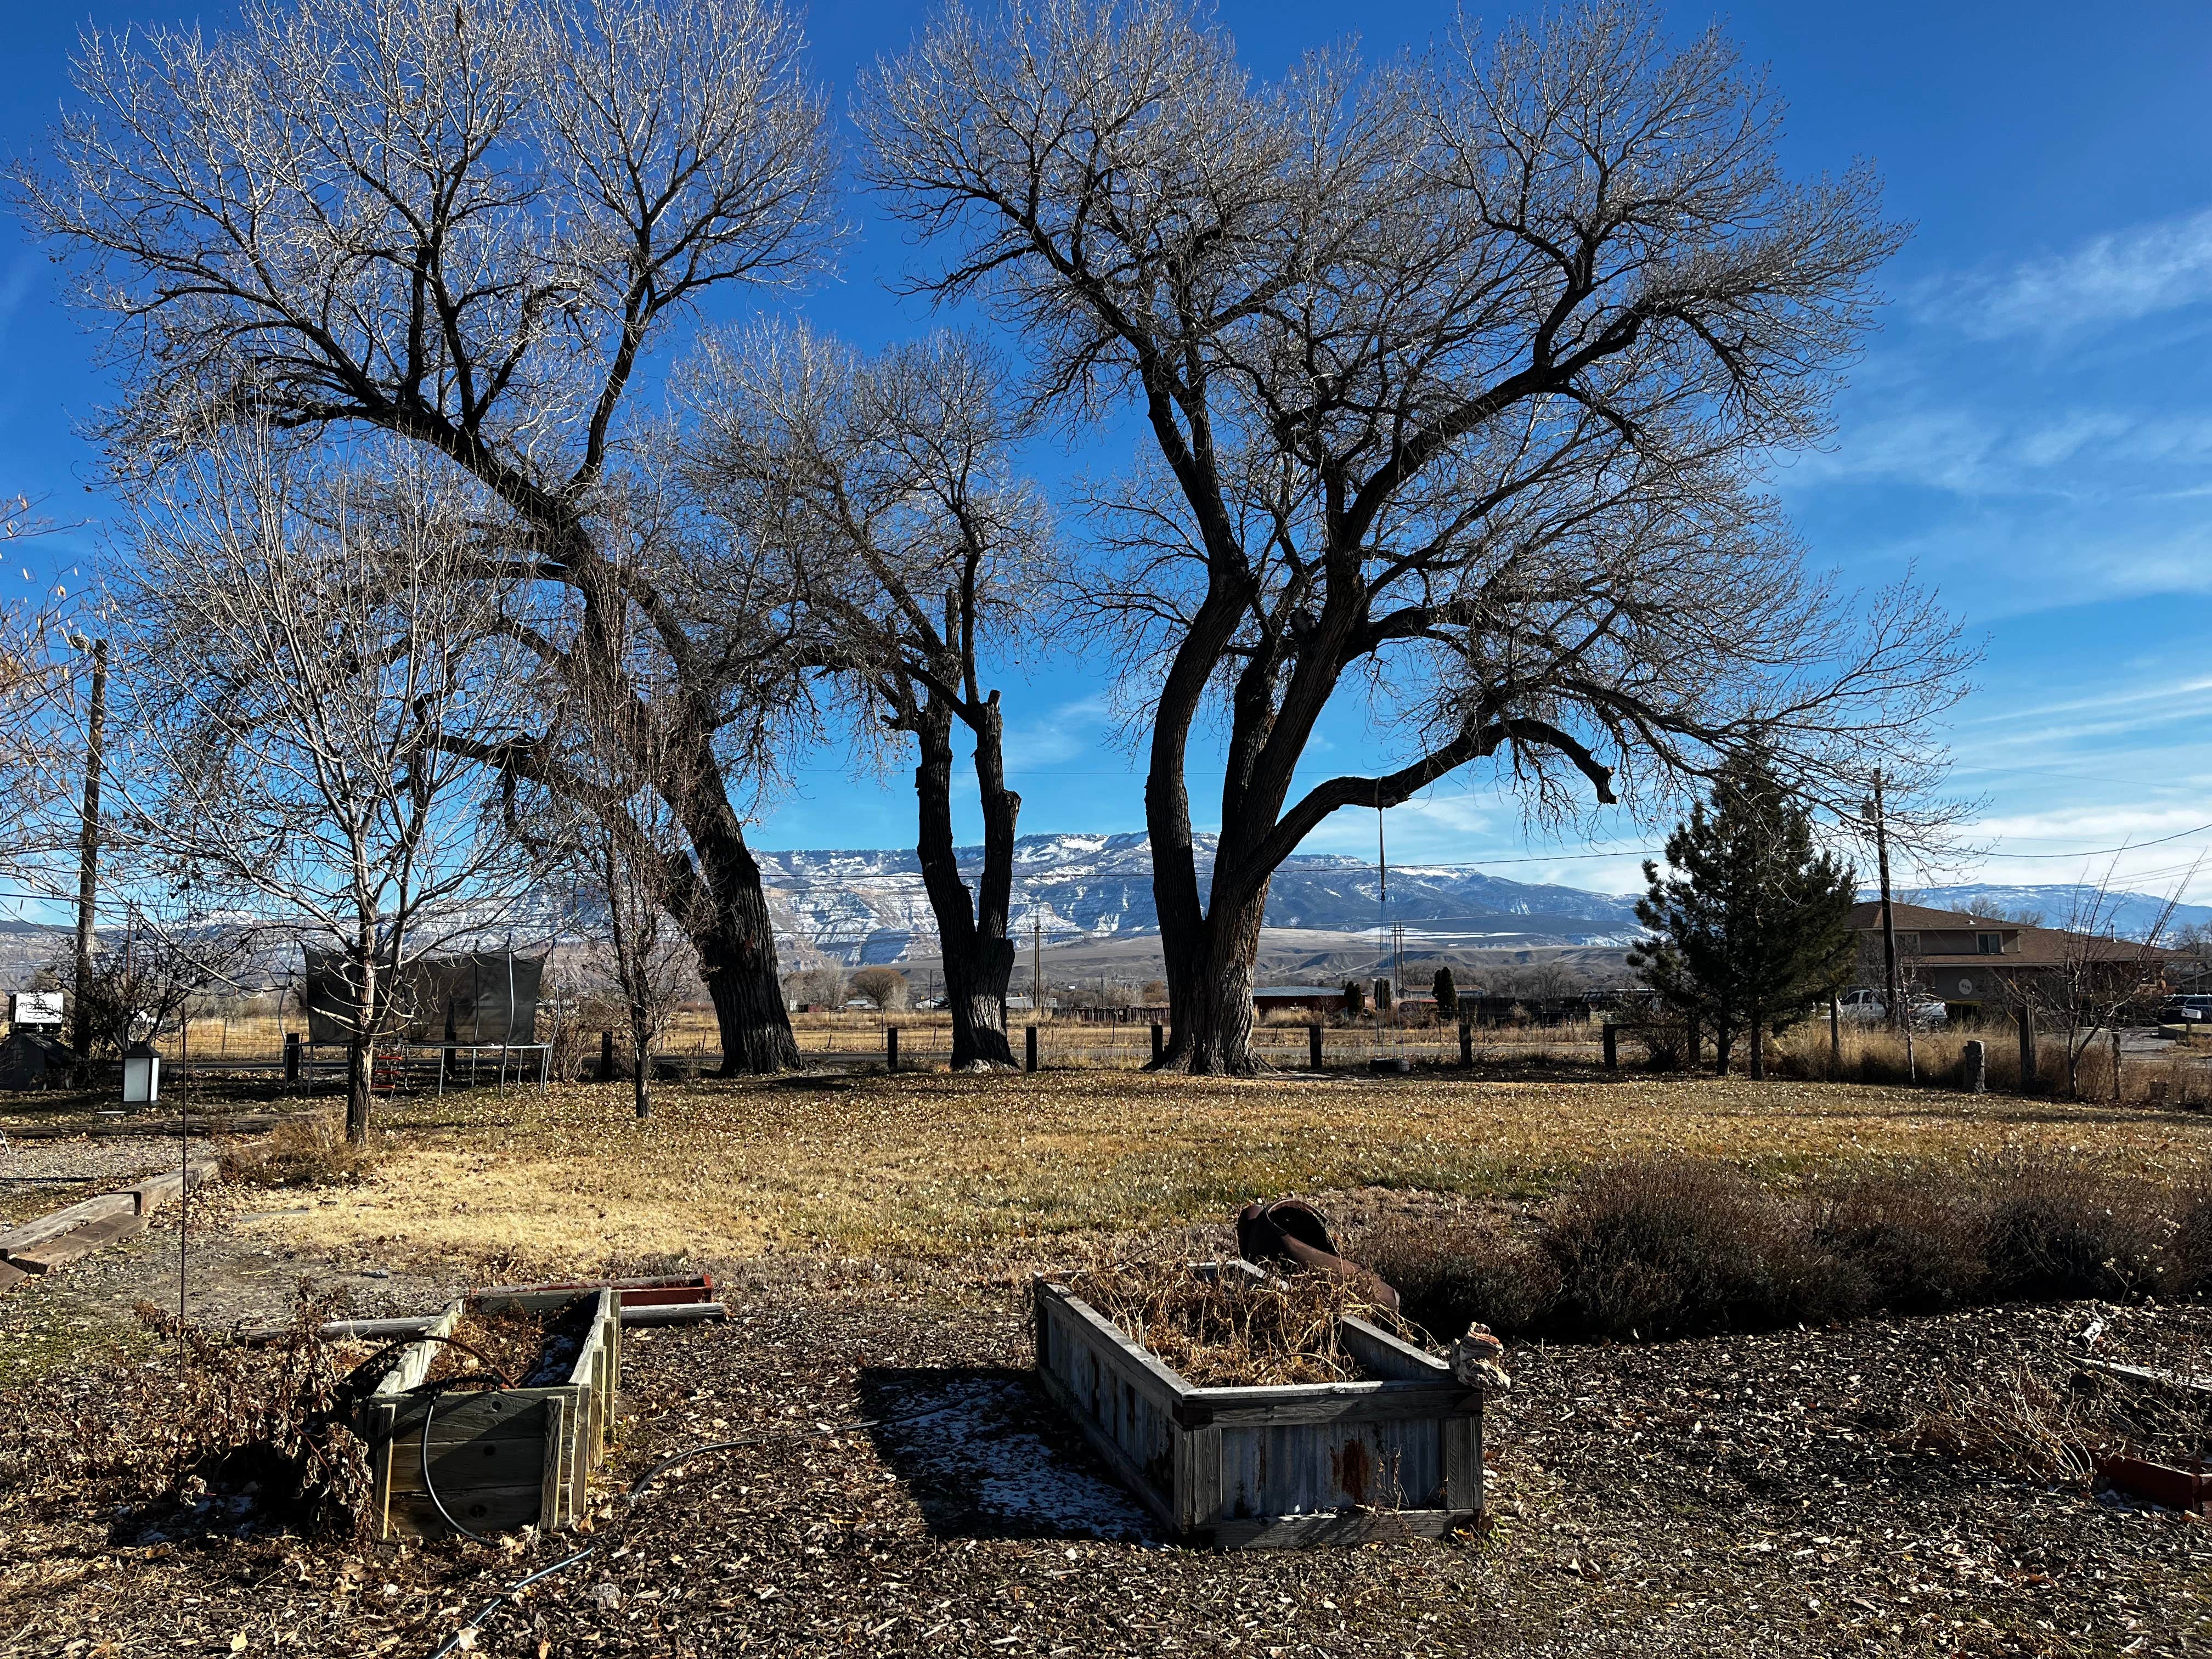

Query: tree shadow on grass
[857,1364,1158,1543]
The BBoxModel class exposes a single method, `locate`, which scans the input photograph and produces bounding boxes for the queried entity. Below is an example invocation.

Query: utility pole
[69,636,107,1058]
[1871,769,1902,1035]
[1032,911,1043,1022]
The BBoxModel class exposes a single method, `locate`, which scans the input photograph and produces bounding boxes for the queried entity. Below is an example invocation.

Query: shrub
[2163,1184,2212,1300]
[1631,1024,1689,1072]
[1351,1155,2203,1350]
[218,1114,375,1188]
[1538,1158,1864,1339]
[1977,1162,2163,1301]
[1813,1170,1989,1313]
[1361,1217,1562,1340]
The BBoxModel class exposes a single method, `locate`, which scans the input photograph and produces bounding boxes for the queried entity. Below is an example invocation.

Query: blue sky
[3,0,2209,908]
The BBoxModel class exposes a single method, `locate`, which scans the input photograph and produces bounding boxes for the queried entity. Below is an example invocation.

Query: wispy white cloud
[1922,206,2212,340]
[1003,694,1113,766]
[1786,404,2212,498]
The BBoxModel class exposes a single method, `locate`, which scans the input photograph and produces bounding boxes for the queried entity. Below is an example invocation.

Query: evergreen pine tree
[1627,751,1858,1079]
[1432,967,1459,1019]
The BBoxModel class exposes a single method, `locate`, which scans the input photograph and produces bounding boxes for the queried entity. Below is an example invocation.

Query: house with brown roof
[1846,901,2169,1018]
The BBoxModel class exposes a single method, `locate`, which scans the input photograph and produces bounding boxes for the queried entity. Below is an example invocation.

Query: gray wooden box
[354,1286,619,1541]
[1032,1263,1484,1548]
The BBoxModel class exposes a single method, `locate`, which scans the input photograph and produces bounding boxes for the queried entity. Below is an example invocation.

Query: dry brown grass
[1069,1259,1402,1385]
[221,1068,2212,1278]
[217,1113,377,1189]
[1768,1022,2212,1104]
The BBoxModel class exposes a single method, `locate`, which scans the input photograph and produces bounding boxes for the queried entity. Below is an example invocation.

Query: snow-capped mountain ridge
[758,832,1646,966]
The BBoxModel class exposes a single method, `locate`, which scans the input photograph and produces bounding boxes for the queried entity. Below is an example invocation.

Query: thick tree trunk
[912,700,1018,1070]
[631,1019,651,1119]
[673,746,798,1075]
[1714,1026,1734,1077]
[1156,877,1268,1074]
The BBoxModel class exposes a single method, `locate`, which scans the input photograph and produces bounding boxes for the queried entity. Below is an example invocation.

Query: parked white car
[1836,988,1949,1028]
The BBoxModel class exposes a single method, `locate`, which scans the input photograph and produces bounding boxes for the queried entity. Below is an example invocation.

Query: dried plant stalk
[1073,1261,1409,1387]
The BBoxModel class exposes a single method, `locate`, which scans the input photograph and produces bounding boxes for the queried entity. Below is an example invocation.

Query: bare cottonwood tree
[0,501,93,889]
[2004,862,2195,1100]
[862,1,1969,1071]
[112,439,543,1144]
[528,611,705,1120]
[684,328,1053,1068]
[18,0,838,1073]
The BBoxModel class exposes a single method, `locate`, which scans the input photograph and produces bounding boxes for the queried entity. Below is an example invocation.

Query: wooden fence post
[1459,1016,1473,1068]
[600,1030,616,1083]
[2017,1006,2036,1095]
[283,1032,301,1085]
[1601,1023,1618,1071]
[1962,1039,1986,1094]
[887,1025,899,1073]
[1308,1023,1323,1071]
[1026,1025,1039,1074]
[1150,1023,1164,1064]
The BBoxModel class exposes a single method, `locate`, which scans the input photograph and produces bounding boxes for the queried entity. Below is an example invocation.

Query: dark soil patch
[5,1264,2212,1656]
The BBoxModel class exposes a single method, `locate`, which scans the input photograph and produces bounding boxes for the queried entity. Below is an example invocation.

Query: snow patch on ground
[869,1374,1156,1541]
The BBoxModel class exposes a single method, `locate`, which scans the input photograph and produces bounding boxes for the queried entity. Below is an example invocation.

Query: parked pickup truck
[1836,988,1949,1028]
[2159,995,2212,1024]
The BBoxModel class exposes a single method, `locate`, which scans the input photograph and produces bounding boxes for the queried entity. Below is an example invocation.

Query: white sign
[8,991,63,1027]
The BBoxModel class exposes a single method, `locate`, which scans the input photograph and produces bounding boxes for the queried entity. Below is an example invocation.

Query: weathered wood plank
[1338,1316,1450,1382]
[1187,1380,1481,1428]
[1441,1412,1482,1514]
[387,1427,551,1495]
[540,1396,568,1531]
[7,1210,150,1273]
[0,1261,27,1296]
[1177,1423,1222,1534]
[1037,1282,1192,1409]
[122,1160,217,1216]
[381,1387,571,1444]
[1035,1358,1176,1534]
[369,1402,398,1541]
[385,1483,546,1539]
[0,1193,135,1255]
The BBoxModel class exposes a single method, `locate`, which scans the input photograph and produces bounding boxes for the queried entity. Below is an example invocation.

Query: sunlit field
[219,1068,2212,1275]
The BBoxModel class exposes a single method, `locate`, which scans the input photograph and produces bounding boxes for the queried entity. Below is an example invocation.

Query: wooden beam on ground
[121,1159,218,1216]
[0,1193,136,1257]
[7,1209,151,1273]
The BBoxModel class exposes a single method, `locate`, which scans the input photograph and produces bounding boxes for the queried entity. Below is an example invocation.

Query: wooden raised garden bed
[354,1286,620,1541]
[1033,1263,1485,1548]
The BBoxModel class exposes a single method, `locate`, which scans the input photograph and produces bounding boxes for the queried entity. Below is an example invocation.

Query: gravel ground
[4,1245,2212,1658]
[0,1137,183,1231]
